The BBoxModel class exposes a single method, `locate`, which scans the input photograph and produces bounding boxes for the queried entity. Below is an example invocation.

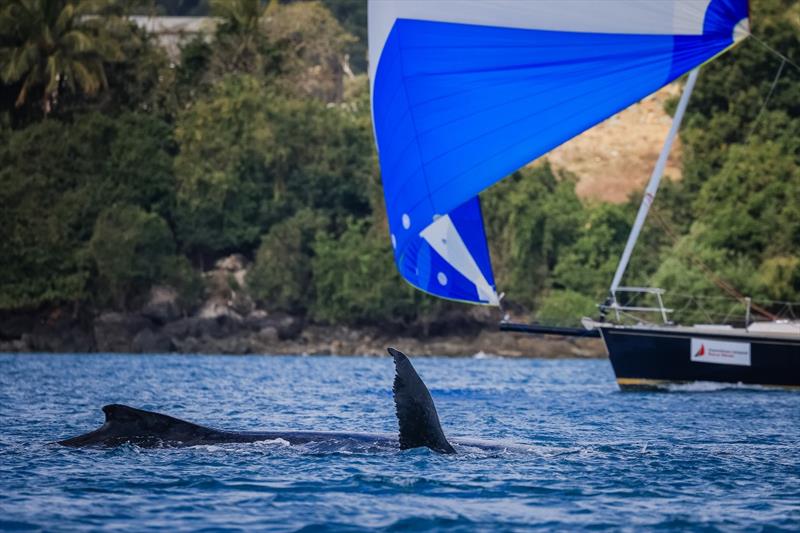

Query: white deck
[582,318,800,341]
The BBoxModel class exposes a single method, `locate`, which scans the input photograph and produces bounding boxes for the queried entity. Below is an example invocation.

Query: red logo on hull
[695,344,705,357]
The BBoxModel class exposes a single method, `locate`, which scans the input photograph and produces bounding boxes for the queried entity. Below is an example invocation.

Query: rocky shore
[0,255,604,358]
[0,308,603,357]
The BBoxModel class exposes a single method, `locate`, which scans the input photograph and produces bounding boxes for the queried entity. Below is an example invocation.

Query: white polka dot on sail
[437,272,447,285]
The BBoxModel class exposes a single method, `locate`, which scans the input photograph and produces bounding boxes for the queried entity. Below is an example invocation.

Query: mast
[608,68,700,303]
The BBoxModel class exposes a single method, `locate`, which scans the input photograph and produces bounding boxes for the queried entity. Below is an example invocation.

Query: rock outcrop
[94,312,155,353]
[0,253,604,358]
[141,286,182,324]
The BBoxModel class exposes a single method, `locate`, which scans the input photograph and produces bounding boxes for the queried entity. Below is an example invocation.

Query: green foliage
[757,256,800,301]
[661,0,800,215]
[536,290,598,327]
[550,203,631,300]
[650,227,763,324]
[89,205,177,309]
[0,0,125,116]
[0,111,175,310]
[208,0,277,78]
[482,163,584,309]
[651,0,800,320]
[173,36,213,105]
[262,1,355,102]
[160,254,205,311]
[173,75,274,259]
[693,140,799,258]
[100,21,175,116]
[248,209,327,313]
[174,73,372,261]
[311,219,423,326]
[211,0,263,36]
[3,0,798,333]
[319,0,367,73]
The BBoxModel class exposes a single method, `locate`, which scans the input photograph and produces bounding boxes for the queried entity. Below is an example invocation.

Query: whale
[58,348,458,453]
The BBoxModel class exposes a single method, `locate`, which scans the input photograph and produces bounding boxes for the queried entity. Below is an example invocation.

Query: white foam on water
[252,438,291,448]
[664,381,772,393]
[192,444,225,452]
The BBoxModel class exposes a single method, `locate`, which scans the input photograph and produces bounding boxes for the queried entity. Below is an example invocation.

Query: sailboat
[367,0,800,389]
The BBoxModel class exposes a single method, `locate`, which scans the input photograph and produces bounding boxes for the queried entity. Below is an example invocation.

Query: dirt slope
[545,83,683,203]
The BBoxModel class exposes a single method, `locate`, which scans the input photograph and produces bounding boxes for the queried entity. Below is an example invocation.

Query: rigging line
[693,55,790,215]
[635,53,787,293]
[748,33,800,73]
[638,49,792,322]
[747,57,786,138]
[649,205,778,321]
[665,292,800,306]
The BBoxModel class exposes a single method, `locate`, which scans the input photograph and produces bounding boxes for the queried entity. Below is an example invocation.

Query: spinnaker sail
[368,0,749,305]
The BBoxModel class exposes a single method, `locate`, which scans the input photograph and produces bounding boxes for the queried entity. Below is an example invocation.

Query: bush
[310,219,421,325]
[482,163,584,310]
[173,74,373,262]
[89,205,177,309]
[161,255,205,313]
[0,112,175,310]
[550,202,632,301]
[536,290,598,327]
[248,209,327,313]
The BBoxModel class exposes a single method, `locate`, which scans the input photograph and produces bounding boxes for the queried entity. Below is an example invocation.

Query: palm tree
[211,0,264,36]
[208,0,268,74]
[0,0,124,115]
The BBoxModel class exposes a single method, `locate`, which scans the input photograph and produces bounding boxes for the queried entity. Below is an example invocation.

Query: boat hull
[600,327,800,390]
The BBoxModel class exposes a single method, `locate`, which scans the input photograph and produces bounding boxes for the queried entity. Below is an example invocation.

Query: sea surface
[1,353,798,532]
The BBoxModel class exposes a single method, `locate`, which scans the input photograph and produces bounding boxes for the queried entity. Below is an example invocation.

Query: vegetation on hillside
[0,0,797,330]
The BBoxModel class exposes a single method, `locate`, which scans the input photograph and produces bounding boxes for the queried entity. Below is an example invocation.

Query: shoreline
[0,311,605,358]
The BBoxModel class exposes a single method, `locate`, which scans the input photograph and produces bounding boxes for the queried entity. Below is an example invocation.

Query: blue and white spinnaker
[368,0,749,305]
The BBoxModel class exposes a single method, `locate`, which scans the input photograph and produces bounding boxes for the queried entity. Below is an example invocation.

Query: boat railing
[603,286,673,324]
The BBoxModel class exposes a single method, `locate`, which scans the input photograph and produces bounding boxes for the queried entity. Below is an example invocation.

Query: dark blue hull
[601,326,800,390]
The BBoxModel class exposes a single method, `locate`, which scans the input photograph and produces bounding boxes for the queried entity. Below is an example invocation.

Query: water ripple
[1,354,799,531]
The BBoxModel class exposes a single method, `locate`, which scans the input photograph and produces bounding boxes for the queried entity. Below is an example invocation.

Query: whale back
[58,404,221,447]
[389,347,455,454]
[59,351,456,453]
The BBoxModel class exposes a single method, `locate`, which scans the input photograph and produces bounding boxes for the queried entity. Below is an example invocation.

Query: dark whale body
[59,348,457,454]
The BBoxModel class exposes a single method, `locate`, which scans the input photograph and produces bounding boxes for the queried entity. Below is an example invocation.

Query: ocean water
[1,353,798,532]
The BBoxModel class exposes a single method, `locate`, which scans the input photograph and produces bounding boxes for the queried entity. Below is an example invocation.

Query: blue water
[1,354,799,531]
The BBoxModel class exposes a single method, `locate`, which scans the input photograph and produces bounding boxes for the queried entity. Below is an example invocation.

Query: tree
[550,202,631,301]
[649,227,763,325]
[89,205,177,309]
[651,0,800,320]
[262,0,354,102]
[0,0,124,116]
[173,75,277,261]
[319,0,367,73]
[0,111,176,311]
[482,163,585,310]
[660,0,800,225]
[247,209,327,313]
[310,219,424,326]
[212,0,262,35]
[536,290,598,327]
[208,0,273,75]
[174,73,372,262]
[99,20,175,116]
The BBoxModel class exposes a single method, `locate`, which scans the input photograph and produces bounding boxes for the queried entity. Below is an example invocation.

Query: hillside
[548,83,683,203]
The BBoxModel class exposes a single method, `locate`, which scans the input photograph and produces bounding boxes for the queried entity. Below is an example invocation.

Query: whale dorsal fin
[102,404,202,431]
[58,404,216,447]
[389,347,455,454]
